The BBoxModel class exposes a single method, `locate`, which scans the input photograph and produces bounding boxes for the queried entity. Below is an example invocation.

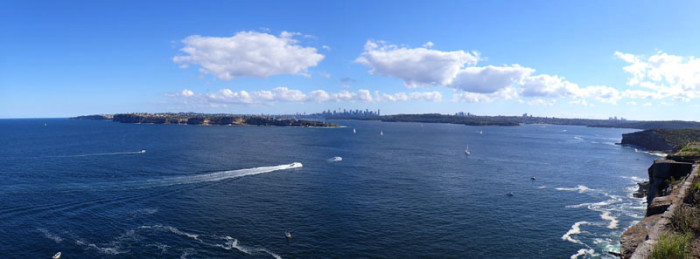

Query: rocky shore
[72,113,339,127]
[619,142,700,258]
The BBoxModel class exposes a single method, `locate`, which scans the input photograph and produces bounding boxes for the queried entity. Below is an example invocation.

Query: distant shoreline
[71,113,339,128]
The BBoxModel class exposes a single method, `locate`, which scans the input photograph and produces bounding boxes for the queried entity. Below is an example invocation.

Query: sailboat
[479,130,483,135]
[465,145,471,156]
[353,128,357,134]
[380,130,383,136]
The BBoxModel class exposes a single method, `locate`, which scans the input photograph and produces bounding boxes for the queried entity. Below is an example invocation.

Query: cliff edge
[621,129,700,152]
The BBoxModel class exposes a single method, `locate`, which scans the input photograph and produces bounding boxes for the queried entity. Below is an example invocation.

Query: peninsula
[71,113,339,127]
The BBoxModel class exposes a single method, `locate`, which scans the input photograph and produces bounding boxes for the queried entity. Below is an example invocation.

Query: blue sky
[2,1,699,120]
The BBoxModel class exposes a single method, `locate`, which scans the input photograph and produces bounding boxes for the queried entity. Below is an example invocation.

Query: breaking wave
[556,185,594,193]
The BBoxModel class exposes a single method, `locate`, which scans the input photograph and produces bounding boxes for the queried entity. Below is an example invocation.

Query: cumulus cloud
[357,40,623,104]
[452,65,534,93]
[356,40,479,88]
[616,51,700,101]
[173,31,324,80]
[168,87,444,105]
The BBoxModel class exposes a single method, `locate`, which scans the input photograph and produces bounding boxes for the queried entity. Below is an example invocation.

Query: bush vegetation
[651,232,692,259]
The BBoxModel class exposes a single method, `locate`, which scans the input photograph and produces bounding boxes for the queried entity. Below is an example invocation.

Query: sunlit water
[0,119,659,258]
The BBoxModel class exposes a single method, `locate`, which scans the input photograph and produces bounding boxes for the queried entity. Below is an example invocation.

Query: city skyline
[2,1,700,120]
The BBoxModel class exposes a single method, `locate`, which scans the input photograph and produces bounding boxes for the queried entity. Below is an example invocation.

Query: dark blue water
[0,119,659,258]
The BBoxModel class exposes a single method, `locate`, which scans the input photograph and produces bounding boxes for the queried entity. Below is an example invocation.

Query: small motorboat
[506,192,514,197]
[285,231,292,239]
[328,156,342,162]
[288,162,303,168]
[53,252,61,259]
[531,176,536,180]
[140,150,147,153]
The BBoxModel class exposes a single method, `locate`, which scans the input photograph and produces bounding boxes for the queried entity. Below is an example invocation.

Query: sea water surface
[0,119,659,258]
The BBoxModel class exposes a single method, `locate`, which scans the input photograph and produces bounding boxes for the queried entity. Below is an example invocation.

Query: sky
[1,0,699,120]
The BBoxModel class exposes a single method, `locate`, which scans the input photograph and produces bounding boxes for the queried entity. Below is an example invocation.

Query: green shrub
[651,232,692,259]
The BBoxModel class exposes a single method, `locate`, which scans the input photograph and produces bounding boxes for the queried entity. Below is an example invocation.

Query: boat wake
[327,156,342,162]
[43,150,147,158]
[138,162,303,188]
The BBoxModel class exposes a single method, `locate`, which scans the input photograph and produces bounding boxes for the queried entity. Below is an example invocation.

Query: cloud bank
[356,40,623,104]
[168,87,443,105]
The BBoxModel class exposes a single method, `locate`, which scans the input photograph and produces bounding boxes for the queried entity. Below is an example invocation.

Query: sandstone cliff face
[621,130,674,151]
[620,158,696,258]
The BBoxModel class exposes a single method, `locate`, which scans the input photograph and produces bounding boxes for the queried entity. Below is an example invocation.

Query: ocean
[0,119,658,258]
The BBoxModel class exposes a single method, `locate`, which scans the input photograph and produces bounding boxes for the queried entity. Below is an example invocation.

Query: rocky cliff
[620,145,699,258]
[621,129,700,152]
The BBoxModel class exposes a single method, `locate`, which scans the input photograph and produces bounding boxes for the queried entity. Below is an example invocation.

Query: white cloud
[616,51,700,101]
[452,87,519,103]
[422,41,434,48]
[168,87,446,105]
[356,40,479,88]
[452,65,533,93]
[626,101,637,105]
[527,98,556,106]
[173,31,324,80]
[356,40,622,105]
[181,89,194,97]
[376,91,443,102]
[570,99,594,107]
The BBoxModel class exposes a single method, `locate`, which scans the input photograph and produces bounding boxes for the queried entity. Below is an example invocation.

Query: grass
[651,232,693,259]
[671,206,699,234]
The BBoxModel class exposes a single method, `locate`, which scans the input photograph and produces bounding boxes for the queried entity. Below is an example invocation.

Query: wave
[222,236,282,259]
[600,211,619,229]
[562,221,592,244]
[570,248,596,259]
[556,185,594,193]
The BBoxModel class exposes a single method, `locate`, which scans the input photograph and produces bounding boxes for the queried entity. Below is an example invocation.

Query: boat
[44,123,48,127]
[285,231,292,239]
[288,162,303,168]
[353,128,356,134]
[140,150,147,153]
[380,130,383,136]
[531,176,536,180]
[328,156,342,162]
[506,192,514,197]
[479,130,483,135]
[464,145,470,156]
[53,252,61,259]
